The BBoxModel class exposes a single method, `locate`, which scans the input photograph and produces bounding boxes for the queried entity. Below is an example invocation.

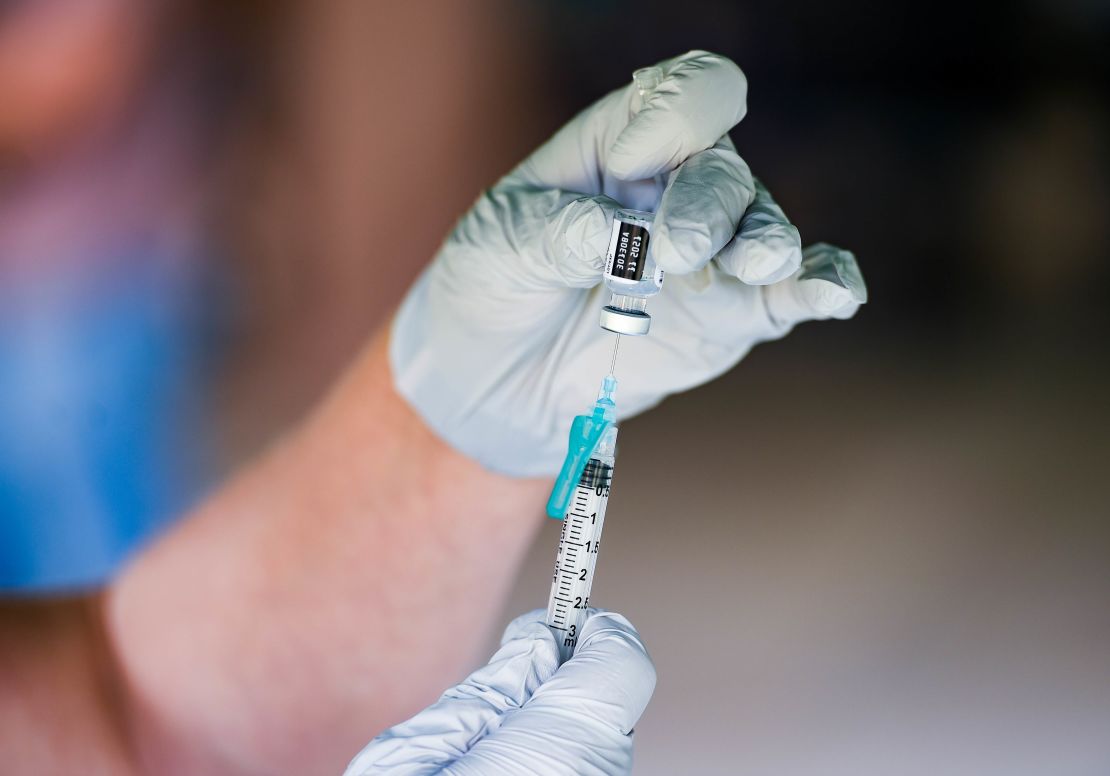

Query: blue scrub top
[0,249,214,593]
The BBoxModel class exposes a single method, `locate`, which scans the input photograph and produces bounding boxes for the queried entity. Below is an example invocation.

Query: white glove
[342,609,655,776]
[391,50,866,476]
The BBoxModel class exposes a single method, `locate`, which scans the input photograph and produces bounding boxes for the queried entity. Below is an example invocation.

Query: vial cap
[600,306,651,336]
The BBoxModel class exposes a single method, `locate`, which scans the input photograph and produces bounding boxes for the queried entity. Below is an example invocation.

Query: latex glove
[391,50,867,476]
[342,608,655,776]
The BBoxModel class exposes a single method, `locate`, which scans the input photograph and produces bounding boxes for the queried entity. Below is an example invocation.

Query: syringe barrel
[545,424,617,661]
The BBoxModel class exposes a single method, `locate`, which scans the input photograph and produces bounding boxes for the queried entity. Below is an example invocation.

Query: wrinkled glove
[391,50,866,476]
[343,609,655,776]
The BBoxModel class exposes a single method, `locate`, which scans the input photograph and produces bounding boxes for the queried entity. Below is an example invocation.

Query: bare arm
[104,330,550,775]
[0,599,136,775]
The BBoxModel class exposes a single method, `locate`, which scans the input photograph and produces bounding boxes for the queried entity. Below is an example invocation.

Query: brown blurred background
[1,0,1108,772]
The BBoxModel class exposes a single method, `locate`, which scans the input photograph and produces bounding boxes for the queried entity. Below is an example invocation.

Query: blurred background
[1,0,1107,773]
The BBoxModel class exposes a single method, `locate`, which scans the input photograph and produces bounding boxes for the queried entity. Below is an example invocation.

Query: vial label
[604,220,651,283]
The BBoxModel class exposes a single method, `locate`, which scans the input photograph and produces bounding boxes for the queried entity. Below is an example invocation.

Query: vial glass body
[600,208,663,335]
[603,208,663,299]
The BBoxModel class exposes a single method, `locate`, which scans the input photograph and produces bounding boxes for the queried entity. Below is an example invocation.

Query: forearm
[0,600,136,775]
[105,329,550,776]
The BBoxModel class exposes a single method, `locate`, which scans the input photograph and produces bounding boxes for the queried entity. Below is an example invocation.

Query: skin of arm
[0,599,137,775]
[0,329,549,776]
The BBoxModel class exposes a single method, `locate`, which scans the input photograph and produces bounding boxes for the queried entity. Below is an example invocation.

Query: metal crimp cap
[600,305,651,336]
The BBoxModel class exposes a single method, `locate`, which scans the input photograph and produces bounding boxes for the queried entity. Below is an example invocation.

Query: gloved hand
[391,50,866,476]
[342,608,655,776]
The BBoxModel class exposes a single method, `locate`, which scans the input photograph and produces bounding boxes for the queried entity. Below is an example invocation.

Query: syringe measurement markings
[546,454,612,663]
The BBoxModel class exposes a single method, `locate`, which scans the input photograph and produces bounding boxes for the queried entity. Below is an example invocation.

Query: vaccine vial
[599,208,663,335]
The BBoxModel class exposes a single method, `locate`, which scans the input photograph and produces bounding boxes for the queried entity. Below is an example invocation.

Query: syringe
[544,375,619,661]
[543,66,665,661]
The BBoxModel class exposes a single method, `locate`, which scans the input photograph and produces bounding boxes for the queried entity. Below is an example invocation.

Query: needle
[608,333,621,376]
